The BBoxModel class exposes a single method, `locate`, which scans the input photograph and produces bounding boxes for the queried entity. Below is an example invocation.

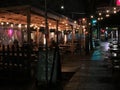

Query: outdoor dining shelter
[0,5,79,46]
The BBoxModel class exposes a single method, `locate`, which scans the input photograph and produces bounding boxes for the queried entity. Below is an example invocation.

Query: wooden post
[56,20,59,45]
[71,25,74,54]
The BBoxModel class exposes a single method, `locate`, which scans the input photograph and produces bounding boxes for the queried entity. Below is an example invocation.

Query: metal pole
[45,0,48,85]
[56,20,62,81]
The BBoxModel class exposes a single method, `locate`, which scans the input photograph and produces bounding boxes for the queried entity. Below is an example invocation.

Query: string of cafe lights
[95,6,120,21]
[0,21,73,32]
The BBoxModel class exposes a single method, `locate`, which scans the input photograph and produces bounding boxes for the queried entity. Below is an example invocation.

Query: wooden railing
[0,44,39,81]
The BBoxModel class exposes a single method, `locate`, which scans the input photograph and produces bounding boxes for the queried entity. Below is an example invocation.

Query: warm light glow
[18,24,21,28]
[106,10,109,13]
[83,29,86,32]
[64,35,67,44]
[89,23,91,25]
[50,32,54,39]
[34,26,37,29]
[106,27,108,29]
[90,15,94,18]
[61,5,64,9]
[82,25,85,29]
[114,7,116,10]
[49,23,52,26]
[40,24,44,27]
[65,23,68,26]
[62,22,65,24]
[25,25,27,28]
[106,14,110,17]
[11,24,14,27]
[6,22,9,24]
[30,24,33,27]
[82,18,86,21]
[98,13,102,16]
[1,22,4,25]
[43,34,46,45]
[98,18,100,20]
[74,21,77,24]
[114,10,117,14]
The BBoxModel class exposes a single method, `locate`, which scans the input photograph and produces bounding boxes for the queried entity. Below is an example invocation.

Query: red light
[101,29,105,33]
[116,0,120,6]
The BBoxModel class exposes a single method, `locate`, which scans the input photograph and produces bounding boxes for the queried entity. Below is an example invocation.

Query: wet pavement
[0,41,120,90]
[63,41,120,90]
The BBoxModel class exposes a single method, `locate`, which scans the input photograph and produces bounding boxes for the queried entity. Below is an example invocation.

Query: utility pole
[88,0,96,50]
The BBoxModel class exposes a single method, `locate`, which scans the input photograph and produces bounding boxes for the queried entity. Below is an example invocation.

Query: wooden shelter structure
[0,5,79,46]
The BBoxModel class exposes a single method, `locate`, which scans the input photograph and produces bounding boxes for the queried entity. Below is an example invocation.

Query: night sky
[0,0,112,20]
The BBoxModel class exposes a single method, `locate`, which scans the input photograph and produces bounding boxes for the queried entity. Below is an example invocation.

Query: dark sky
[46,0,88,19]
[0,0,112,20]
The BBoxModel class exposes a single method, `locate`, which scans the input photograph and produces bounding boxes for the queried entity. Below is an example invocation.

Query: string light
[106,14,110,17]
[18,24,21,28]
[97,18,100,21]
[90,15,94,18]
[6,22,9,24]
[98,13,102,16]
[113,10,117,14]
[113,7,116,10]
[1,22,4,25]
[10,24,14,27]
[96,6,120,21]
[106,10,109,13]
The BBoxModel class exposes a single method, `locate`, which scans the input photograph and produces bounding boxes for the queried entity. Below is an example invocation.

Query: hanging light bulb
[113,7,116,10]
[6,22,9,25]
[1,22,4,25]
[98,17,101,21]
[106,10,109,13]
[11,24,14,27]
[114,10,117,14]
[90,15,94,18]
[98,13,102,16]
[106,14,110,17]
[18,24,21,28]
[25,24,27,28]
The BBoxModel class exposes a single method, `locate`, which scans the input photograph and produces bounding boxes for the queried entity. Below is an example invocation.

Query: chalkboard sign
[36,49,57,85]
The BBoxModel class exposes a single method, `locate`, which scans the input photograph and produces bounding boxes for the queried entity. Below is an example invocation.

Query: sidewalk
[61,51,93,89]
[62,43,120,90]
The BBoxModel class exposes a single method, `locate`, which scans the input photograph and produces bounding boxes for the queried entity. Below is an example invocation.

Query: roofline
[0,5,76,25]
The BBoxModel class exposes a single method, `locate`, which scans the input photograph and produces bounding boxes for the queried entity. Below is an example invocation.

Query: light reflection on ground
[91,41,109,61]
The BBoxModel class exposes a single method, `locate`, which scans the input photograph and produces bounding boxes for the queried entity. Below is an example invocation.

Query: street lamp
[61,5,64,9]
